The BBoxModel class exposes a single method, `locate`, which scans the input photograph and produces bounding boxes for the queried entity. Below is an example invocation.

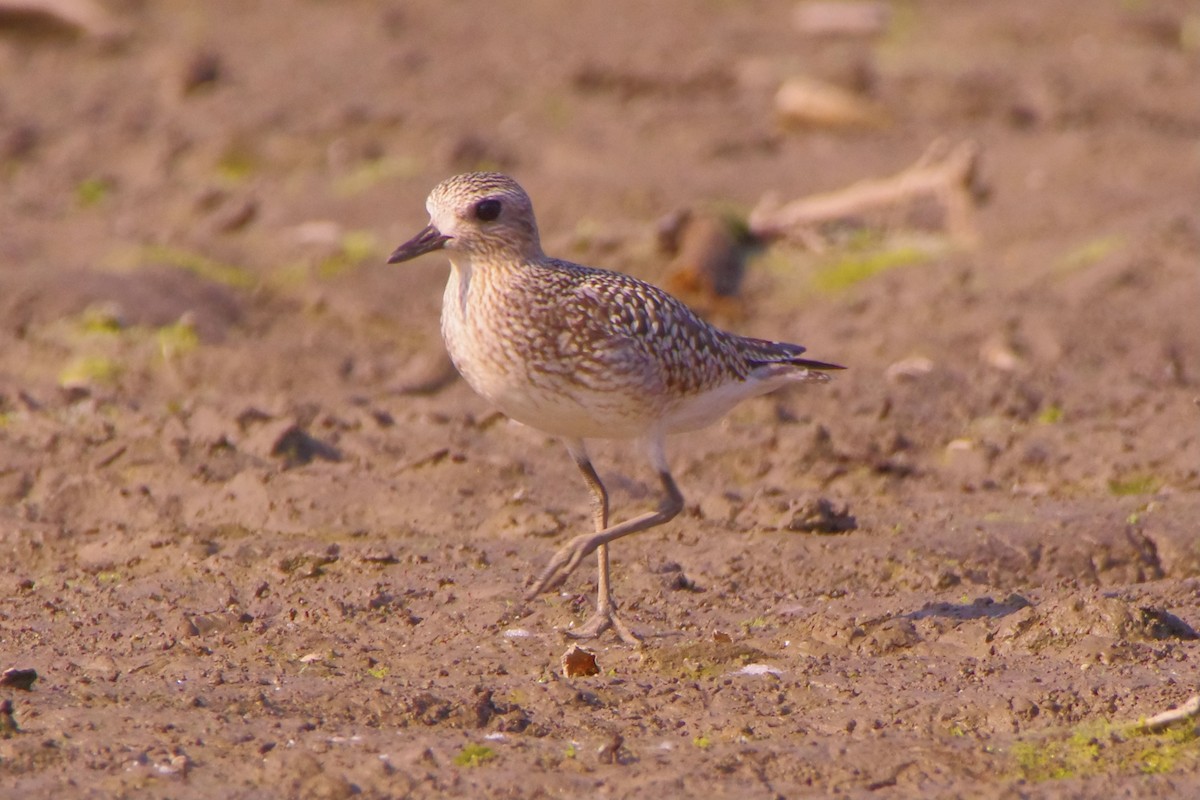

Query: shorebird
[388,172,842,643]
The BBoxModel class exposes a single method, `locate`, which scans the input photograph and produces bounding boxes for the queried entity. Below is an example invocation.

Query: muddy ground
[2,1,1200,797]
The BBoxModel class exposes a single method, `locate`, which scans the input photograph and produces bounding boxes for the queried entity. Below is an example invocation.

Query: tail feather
[736,335,846,372]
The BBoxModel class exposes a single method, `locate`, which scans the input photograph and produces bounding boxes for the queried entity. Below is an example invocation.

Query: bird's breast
[438,266,661,438]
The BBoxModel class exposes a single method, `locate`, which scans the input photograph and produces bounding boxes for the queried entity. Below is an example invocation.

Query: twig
[1134,694,1200,734]
[748,139,983,247]
[0,0,124,40]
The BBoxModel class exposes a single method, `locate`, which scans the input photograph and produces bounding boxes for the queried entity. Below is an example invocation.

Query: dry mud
[2,1,1200,797]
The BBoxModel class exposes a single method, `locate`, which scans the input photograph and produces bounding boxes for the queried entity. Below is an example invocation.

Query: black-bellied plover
[388,172,843,644]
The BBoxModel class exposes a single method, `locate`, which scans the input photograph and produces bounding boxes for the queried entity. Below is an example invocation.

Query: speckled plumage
[388,172,842,643]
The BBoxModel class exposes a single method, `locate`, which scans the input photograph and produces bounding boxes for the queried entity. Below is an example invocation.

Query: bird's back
[449,255,837,438]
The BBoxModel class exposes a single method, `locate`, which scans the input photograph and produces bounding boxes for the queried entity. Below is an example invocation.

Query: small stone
[181,50,222,94]
[775,75,887,129]
[885,356,934,383]
[793,1,890,37]
[786,498,857,534]
[0,668,38,691]
[561,645,600,678]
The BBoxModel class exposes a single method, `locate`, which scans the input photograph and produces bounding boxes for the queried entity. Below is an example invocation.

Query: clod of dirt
[942,438,993,489]
[645,641,773,678]
[0,667,37,691]
[403,693,453,726]
[0,123,37,161]
[1139,606,1199,641]
[775,75,887,129]
[244,419,341,468]
[208,196,259,234]
[299,768,357,800]
[571,63,735,101]
[278,545,340,578]
[390,350,460,395]
[885,356,934,382]
[0,0,125,42]
[185,611,252,636]
[180,50,222,94]
[652,561,704,592]
[186,405,237,448]
[597,731,624,765]
[858,617,921,655]
[660,209,747,315]
[793,1,890,38]
[994,595,1199,657]
[561,645,600,678]
[786,497,857,534]
[0,699,17,738]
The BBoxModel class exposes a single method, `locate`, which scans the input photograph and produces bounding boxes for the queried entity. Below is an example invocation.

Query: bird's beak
[387,224,450,264]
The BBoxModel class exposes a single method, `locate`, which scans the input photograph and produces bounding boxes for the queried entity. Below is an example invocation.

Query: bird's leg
[564,449,640,644]
[526,437,683,645]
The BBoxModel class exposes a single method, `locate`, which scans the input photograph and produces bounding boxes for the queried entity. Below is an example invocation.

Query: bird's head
[387,172,543,265]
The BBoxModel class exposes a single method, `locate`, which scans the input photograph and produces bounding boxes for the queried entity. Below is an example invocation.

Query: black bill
[387,224,450,264]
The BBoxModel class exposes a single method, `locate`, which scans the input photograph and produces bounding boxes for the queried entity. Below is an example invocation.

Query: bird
[388,172,843,644]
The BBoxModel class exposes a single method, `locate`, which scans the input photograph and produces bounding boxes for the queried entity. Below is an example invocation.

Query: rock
[943,438,989,487]
[786,497,857,534]
[180,49,222,95]
[0,667,38,690]
[885,356,934,383]
[775,75,887,129]
[793,1,890,37]
[243,419,341,468]
[561,645,600,678]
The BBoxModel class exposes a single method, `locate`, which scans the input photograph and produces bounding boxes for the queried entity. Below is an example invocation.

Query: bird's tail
[737,336,846,373]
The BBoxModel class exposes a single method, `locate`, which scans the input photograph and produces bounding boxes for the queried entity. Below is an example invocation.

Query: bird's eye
[474,198,502,222]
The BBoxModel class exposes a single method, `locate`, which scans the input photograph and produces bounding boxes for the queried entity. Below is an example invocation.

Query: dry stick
[0,0,121,38]
[1134,694,1200,734]
[748,139,983,248]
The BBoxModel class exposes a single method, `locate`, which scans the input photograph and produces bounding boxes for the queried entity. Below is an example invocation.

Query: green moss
[1137,726,1198,774]
[76,177,112,208]
[140,244,255,288]
[1056,235,1124,274]
[693,734,713,750]
[1007,719,1200,783]
[215,146,258,183]
[59,355,121,387]
[77,305,123,334]
[811,245,928,292]
[1009,722,1106,781]
[157,320,200,359]
[453,743,496,767]
[316,230,379,279]
[366,665,389,679]
[1037,404,1064,424]
[1108,474,1160,496]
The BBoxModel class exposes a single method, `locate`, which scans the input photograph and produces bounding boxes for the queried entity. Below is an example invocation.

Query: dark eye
[474,198,502,222]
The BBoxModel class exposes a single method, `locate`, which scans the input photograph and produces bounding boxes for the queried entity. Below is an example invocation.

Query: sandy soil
[2,1,1200,796]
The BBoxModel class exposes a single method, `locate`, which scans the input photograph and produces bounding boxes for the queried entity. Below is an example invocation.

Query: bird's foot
[567,603,641,646]
[524,531,602,599]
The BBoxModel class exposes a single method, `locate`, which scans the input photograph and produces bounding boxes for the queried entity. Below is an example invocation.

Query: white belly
[440,264,658,439]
